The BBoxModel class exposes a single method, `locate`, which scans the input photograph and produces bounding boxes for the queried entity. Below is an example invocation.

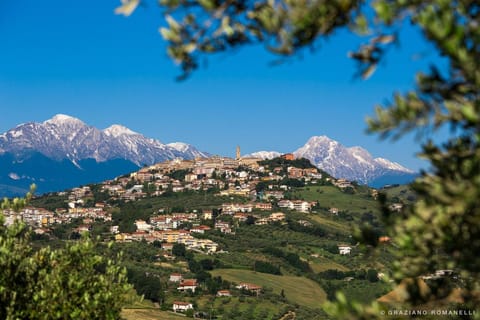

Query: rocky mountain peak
[294,136,414,184]
[43,114,85,126]
[104,124,138,137]
[0,115,208,166]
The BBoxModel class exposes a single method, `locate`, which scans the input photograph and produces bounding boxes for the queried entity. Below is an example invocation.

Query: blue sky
[0,1,444,171]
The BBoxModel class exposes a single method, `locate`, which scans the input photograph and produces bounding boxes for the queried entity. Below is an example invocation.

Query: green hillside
[290,185,380,214]
[211,269,327,309]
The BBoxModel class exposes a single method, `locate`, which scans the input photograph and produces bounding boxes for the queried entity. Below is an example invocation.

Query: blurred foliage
[116,0,364,79]
[0,186,130,319]
[116,0,480,318]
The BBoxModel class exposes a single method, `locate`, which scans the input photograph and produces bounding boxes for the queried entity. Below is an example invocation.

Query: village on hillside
[3,152,410,316]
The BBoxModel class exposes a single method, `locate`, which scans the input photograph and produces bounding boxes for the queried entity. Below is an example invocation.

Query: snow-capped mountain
[0,114,208,166]
[0,114,208,196]
[293,136,415,185]
[244,151,282,160]
[167,142,210,159]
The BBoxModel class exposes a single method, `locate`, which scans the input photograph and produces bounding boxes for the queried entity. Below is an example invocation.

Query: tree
[115,0,480,317]
[172,242,187,257]
[0,187,130,319]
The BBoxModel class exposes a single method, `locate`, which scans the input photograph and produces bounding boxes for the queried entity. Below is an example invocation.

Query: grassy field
[332,279,391,304]
[308,256,350,273]
[382,185,416,204]
[292,186,380,214]
[211,269,326,309]
[195,296,285,319]
[308,214,352,234]
[122,309,186,320]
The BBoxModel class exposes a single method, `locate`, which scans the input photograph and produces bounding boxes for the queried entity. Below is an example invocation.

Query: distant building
[281,153,295,160]
[172,301,193,313]
[236,146,241,160]
[190,225,211,234]
[217,290,232,297]
[338,244,352,255]
[135,219,151,231]
[203,210,213,220]
[177,279,198,293]
[236,283,262,295]
[329,207,339,215]
[169,273,183,282]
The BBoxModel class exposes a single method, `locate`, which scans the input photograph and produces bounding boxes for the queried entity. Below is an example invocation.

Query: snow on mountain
[244,151,282,160]
[373,158,414,173]
[294,136,415,184]
[104,124,138,137]
[167,142,209,159]
[0,114,209,166]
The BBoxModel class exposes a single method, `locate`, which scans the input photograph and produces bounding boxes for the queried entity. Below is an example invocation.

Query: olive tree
[0,187,130,319]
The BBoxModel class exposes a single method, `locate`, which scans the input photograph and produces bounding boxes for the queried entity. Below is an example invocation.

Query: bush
[0,214,129,319]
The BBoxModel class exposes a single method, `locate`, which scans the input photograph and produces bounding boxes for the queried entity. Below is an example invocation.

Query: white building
[338,245,352,255]
[172,301,193,313]
[134,219,151,231]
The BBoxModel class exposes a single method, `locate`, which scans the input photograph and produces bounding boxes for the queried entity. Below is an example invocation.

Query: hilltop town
[4,152,408,319]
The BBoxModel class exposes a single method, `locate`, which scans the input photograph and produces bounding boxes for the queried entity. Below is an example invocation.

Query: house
[172,301,193,313]
[329,207,339,215]
[131,231,148,241]
[190,225,211,234]
[233,213,248,222]
[269,212,285,222]
[236,282,262,295]
[215,221,232,234]
[298,220,312,227]
[264,191,284,200]
[184,173,198,182]
[338,245,352,255]
[217,290,232,297]
[203,210,213,220]
[281,153,295,160]
[255,218,269,225]
[135,219,151,231]
[169,273,183,282]
[292,200,313,213]
[110,225,119,234]
[303,168,319,176]
[277,200,293,209]
[287,167,304,178]
[177,279,198,293]
[255,202,273,211]
[333,179,353,189]
[115,233,133,242]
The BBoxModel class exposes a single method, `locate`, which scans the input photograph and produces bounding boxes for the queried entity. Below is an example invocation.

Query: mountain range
[0,114,208,196]
[247,136,416,187]
[0,115,416,197]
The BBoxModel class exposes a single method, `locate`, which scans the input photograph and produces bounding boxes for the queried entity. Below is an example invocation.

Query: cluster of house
[254,212,286,225]
[99,156,263,201]
[277,200,316,213]
[332,179,354,189]
[170,272,262,314]
[115,226,220,254]
[96,154,331,206]
[2,202,111,233]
